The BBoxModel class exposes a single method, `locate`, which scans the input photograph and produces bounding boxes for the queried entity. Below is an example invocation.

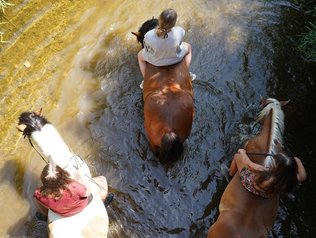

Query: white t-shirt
[142,26,187,66]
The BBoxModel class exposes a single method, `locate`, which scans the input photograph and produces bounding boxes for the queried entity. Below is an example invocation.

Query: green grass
[298,21,316,61]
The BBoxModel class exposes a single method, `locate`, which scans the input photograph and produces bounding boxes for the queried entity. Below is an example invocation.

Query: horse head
[257,98,290,124]
[247,97,290,167]
[132,17,158,47]
[17,109,49,138]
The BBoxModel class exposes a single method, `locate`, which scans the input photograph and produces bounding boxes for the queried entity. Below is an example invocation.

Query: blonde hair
[156,9,177,38]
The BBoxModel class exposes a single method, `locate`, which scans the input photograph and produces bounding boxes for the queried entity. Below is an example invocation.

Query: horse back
[208,175,278,238]
[144,90,194,148]
[143,60,194,149]
[143,60,193,100]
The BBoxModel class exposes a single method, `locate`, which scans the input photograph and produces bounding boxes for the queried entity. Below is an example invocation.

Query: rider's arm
[229,149,248,176]
[73,170,91,197]
[230,149,266,177]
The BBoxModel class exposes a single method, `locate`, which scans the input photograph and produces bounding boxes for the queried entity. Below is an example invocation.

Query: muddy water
[0,0,313,237]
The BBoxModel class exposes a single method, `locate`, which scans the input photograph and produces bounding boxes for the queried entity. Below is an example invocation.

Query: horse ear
[259,96,267,109]
[280,100,290,107]
[131,31,140,37]
[35,108,43,116]
[260,96,267,104]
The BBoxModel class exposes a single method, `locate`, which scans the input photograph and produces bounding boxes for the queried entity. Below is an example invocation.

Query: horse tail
[159,132,183,163]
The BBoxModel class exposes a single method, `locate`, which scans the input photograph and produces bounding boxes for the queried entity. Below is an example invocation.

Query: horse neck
[258,104,285,167]
[30,124,74,168]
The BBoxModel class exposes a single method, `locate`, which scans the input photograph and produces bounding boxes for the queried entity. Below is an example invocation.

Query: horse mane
[18,112,49,138]
[133,17,158,47]
[257,98,285,166]
[159,132,183,163]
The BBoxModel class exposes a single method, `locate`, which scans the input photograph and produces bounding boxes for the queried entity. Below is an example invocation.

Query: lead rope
[62,153,108,192]
[28,137,48,164]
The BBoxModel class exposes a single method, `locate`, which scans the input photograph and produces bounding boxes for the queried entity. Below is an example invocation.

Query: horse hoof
[103,193,114,207]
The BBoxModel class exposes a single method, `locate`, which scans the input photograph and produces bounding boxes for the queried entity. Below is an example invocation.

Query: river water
[0,0,315,237]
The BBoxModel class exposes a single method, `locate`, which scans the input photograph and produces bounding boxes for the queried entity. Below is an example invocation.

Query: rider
[230,149,306,198]
[137,8,195,88]
[34,163,112,218]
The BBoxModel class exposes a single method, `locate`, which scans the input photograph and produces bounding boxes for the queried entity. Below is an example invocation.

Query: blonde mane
[257,98,285,166]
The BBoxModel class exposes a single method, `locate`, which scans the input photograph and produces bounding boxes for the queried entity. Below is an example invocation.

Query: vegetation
[1,0,13,43]
[298,21,316,61]
[297,4,316,61]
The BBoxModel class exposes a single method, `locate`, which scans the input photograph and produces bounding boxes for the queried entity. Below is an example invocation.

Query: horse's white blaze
[257,98,285,167]
[31,123,109,238]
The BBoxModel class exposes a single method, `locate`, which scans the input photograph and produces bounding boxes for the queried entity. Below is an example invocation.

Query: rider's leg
[182,42,192,69]
[138,50,146,78]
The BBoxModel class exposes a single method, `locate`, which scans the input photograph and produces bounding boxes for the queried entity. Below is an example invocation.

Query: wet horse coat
[208,98,289,238]
[133,19,194,162]
[17,111,109,238]
[143,61,194,159]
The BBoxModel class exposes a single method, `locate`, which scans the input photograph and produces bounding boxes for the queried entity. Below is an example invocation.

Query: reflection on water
[0,0,313,237]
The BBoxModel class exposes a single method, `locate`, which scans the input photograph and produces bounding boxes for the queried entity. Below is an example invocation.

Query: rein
[246,152,274,157]
[28,138,48,164]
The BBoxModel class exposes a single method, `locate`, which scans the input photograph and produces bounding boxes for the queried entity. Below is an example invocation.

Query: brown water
[0,0,314,237]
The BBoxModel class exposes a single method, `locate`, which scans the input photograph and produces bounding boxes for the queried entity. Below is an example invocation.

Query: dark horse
[132,18,194,163]
[208,98,303,237]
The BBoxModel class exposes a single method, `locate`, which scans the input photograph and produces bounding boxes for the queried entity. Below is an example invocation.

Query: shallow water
[0,0,315,237]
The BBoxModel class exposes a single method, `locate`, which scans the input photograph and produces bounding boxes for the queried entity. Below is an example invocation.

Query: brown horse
[133,19,194,163]
[208,98,292,238]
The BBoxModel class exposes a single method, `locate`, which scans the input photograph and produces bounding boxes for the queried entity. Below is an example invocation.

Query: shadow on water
[0,159,47,237]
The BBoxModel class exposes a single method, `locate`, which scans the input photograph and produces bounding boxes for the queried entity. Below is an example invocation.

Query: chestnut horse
[132,19,194,163]
[208,98,290,238]
[17,111,109,238]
